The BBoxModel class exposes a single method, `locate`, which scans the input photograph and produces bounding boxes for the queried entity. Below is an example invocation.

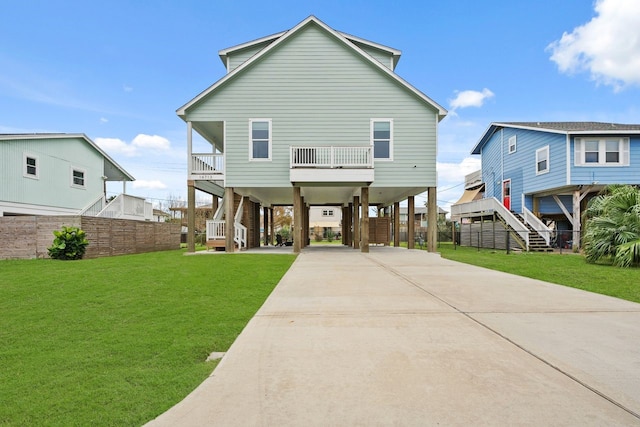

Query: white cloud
[95,137,137,157]
[100,117,108,123]
[132,180,167,190]
[438,157,481,183]
[132,134,171,151]
[123,84,133,92]
[547,0,640,90]
[449,88,495,110]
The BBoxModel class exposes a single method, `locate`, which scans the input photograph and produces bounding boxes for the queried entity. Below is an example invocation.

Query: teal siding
[570,135,640,185]
[186,23,438,189]
[0,137,105,211]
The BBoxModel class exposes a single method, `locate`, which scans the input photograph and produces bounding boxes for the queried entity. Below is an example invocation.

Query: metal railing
[290,146,373,168]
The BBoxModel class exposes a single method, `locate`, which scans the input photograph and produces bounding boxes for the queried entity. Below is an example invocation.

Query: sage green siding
[350,41,394,69]
[227,41,274,72]
[187,22,438,189]
[0,137,105,211]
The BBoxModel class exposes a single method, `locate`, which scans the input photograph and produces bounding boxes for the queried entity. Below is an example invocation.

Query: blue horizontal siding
[570,135,640,185]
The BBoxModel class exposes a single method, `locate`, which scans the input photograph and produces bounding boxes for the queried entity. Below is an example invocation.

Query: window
[249,119,271,160]
[322,209,334,217]
[508,135,517,154]
[575,137,629,166]
[536,146,549,175]
[24,154,38,178]
[71,168,86,188]
[371,119,393,160]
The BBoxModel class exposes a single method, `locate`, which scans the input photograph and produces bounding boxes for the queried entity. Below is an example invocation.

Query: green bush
[47,226,89,260]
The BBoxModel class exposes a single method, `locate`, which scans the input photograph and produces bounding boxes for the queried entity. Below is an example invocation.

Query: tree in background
[583,185,640,267]
[273,206,293,231]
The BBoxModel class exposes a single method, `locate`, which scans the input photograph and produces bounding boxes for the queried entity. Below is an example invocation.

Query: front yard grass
[436,242,640,303]
[0,250,295,426]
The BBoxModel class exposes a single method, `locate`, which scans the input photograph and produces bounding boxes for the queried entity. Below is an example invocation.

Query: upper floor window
[23,153,38,179]
[71,168,86,188]
[536,145,549,175]
[371,119,393,160]
[249,119,271,160]
[322,209,334,217]
[575,137,629,166]
[508,135,517,154]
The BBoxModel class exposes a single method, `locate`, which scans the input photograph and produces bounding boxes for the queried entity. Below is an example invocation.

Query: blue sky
[2,0,640,211]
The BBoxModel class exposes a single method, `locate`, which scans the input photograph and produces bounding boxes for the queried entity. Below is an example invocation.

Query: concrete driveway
[147,246,640,426]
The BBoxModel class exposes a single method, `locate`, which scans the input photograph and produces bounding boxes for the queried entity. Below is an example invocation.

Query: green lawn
[0,251,296,426]
[436,242,640,303]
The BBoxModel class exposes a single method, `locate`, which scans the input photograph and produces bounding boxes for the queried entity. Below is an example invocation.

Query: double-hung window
[575,137,629,166]
[508,135,517,154]
[24,154,38,178]
[371,119,393,160]
[536,145,549,175]
[71,167,86,188]
[249,119,271,160]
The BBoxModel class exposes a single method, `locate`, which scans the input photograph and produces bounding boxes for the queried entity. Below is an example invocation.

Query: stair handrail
[522,207,551,246]
[234,197,244,223]
[234,223,247,249]
[79,195,106,216]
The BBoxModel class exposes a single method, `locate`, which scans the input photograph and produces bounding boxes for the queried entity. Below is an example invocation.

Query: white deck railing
[235,223,247,249]
[96,194,153,221]
[205,220,246,249]
[290,146,373,168]
[79,195,105,216]
[451,197,530,249]
[191,153,224,175]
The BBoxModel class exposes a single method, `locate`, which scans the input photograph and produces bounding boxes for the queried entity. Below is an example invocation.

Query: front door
[502,179,511,210]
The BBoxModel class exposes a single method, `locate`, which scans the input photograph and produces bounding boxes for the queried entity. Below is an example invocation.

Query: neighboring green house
[0,133,149,220]
[178,16,447,252]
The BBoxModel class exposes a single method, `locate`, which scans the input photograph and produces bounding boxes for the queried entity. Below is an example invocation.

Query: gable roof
[471,122,640,154]
[0,133,134,181]
[218,28,403,70]
[178,15,446,120]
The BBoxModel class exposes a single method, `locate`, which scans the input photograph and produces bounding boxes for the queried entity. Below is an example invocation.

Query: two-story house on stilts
[178,16,447,253]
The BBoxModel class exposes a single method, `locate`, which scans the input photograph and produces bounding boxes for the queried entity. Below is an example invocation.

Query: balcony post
[225,187,235,252]
[270,207,275,246]
[187,121,193,175]
[187,180,196,253]
[393,202,400,247]
[408,196,415,249]
[293,186,302,253]
[263,206,269,246]
[361,187,369,253]
[353,195,360,250]
[427,186,437,252]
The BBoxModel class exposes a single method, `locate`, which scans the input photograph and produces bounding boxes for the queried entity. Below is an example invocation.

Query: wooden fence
[0,215,181,259]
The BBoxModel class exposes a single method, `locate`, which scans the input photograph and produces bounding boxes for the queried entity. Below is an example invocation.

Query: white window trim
[70,166,87,189]
[322,209,334,217]
[370,118,394,161]
[536,145,549,175]
[508,135,517,154]
[574,137,630,167]
[249,118,272,161]
[23,153,39,179]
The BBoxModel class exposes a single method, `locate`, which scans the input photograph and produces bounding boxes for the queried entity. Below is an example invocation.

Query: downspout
[566,133,571,185]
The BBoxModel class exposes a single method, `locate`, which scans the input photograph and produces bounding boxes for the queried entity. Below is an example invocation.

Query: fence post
[506,231,510,255]
[477,231,480,252]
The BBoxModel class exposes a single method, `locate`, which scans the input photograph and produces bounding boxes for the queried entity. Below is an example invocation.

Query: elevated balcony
[289,146,374,184]
[189,153,224,181]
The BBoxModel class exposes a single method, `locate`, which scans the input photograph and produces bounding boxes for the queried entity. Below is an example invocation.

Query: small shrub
[314,233,323,242]
[326,230,334,242]
[48,226,89,260]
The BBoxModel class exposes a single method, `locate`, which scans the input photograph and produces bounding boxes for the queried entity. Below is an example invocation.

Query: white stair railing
[234,223,247,249]
[523,207,551,246]
[451,197,530,250]
[79,195,105,216]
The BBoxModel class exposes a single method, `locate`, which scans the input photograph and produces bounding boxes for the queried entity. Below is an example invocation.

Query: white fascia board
[217,31,286,65]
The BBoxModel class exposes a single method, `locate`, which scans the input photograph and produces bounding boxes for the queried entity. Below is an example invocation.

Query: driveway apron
[146,246,640,426]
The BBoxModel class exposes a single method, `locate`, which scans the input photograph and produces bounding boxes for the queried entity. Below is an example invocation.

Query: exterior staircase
[511,213,554,252]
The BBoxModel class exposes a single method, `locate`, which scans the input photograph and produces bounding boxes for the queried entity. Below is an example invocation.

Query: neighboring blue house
[452,122,640,250]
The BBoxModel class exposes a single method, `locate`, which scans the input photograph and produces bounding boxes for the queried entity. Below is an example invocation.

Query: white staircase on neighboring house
[79,194,153,221]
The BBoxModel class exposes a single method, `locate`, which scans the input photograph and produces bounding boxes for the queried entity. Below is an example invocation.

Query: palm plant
[583,185,640,267]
